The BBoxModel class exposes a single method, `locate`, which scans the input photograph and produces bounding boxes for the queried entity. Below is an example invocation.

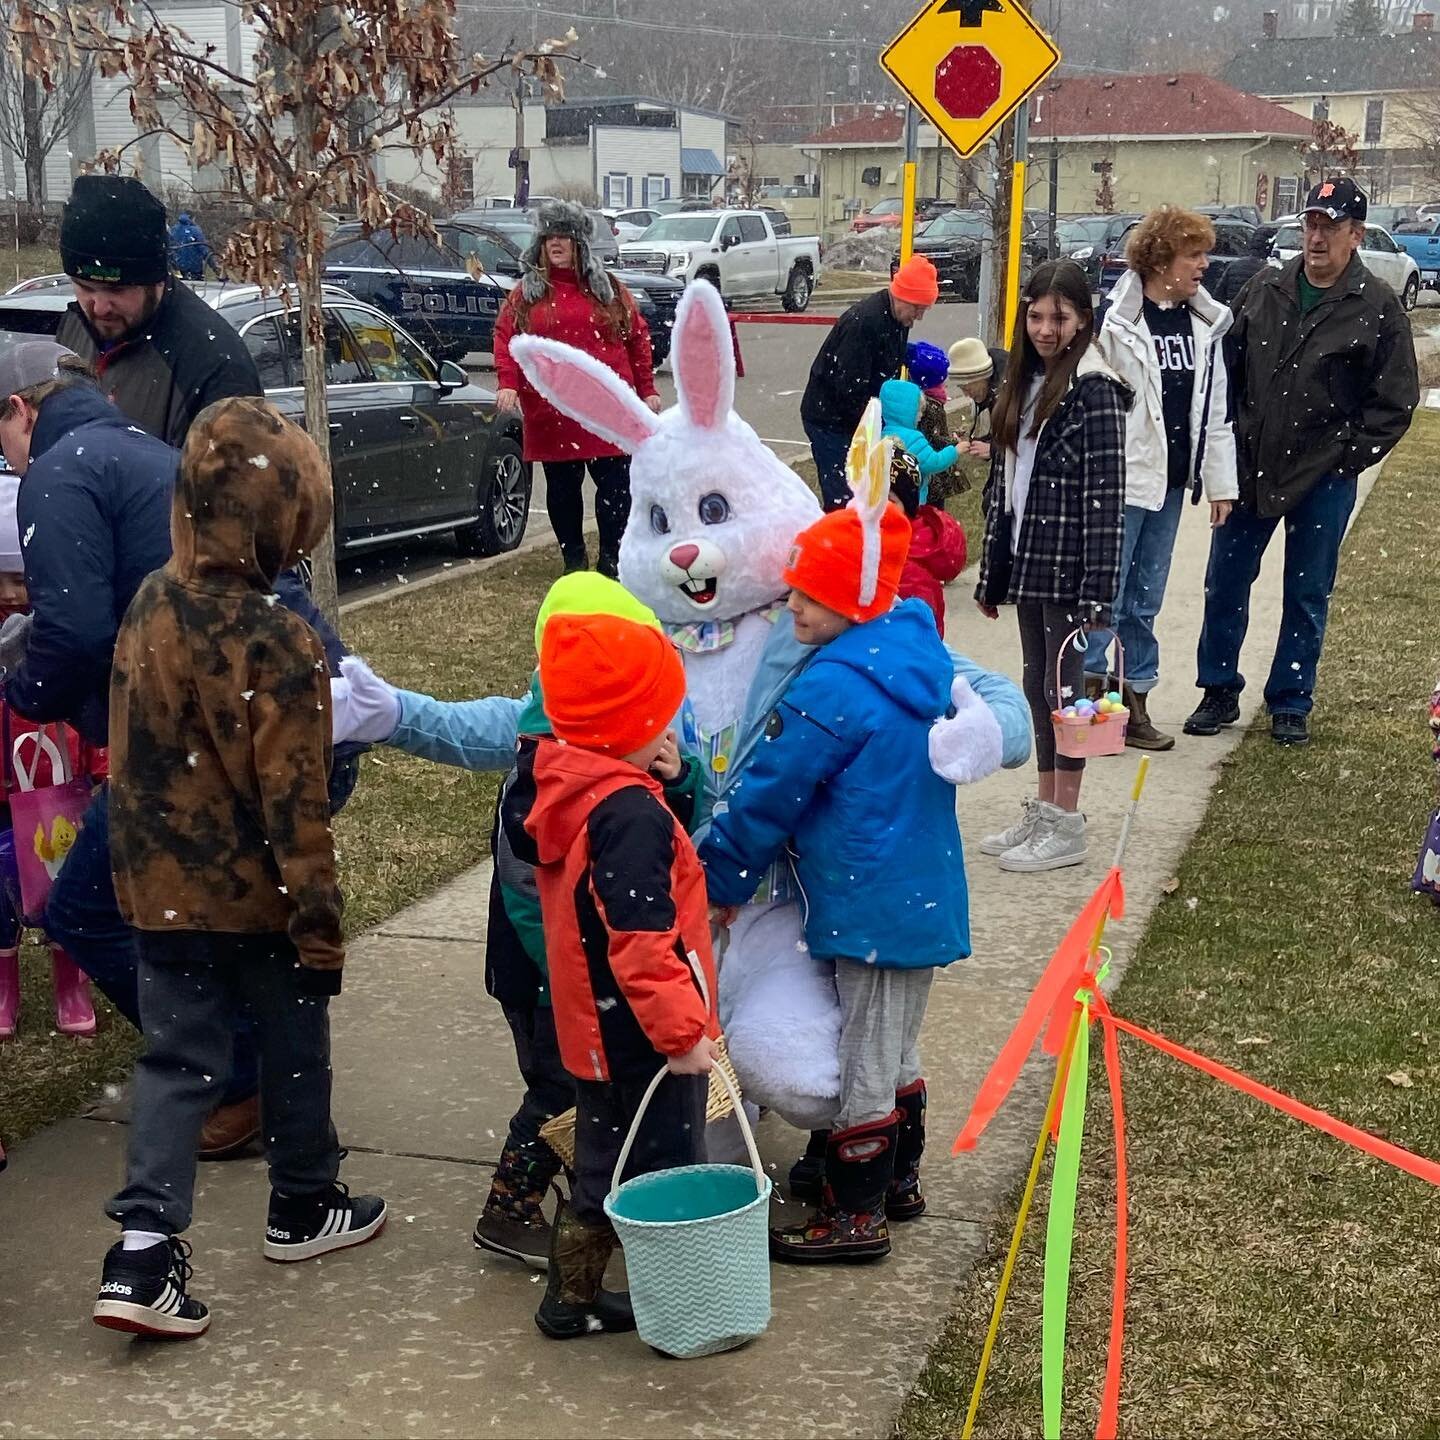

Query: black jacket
[56,280,261,449]
[801,288,908,434]
[1210,255,1268,306]
[5,385,354,775]
[1226,253,1418,517]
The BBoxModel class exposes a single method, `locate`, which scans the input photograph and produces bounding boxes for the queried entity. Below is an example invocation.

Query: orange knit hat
[783,501,912,624]
[890,254,939,306]
[540,612,687,756]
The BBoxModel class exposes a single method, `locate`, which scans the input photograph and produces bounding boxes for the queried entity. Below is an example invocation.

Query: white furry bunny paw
[929,675,1004,786]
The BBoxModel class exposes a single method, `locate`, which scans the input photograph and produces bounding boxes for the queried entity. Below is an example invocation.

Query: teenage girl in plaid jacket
[974,259,1131,874]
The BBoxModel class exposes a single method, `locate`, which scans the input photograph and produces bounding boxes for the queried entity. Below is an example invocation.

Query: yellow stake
[961,1004,1084,1440]
[1002,157,1027,342]
[900,159,918,265]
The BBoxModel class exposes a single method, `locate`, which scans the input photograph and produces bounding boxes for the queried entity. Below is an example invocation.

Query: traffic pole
[1003,96,1028,343]
[900,102,919,265]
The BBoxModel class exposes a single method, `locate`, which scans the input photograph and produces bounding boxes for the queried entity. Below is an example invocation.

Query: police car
[323,219,683,366]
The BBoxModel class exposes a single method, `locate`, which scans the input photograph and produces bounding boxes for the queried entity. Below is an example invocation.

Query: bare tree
[16,0,583,621]
[1302,118,1361,182]
[0,0,92,213]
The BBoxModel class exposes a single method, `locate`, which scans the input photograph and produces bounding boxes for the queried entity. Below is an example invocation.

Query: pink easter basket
[11,725,91,921]
[1051,629,1128,759]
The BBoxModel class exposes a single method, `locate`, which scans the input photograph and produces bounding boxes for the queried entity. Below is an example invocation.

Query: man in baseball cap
[1185,172,1417,749]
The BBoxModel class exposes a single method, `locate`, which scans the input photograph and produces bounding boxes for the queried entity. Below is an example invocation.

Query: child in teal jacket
[880,377,960,496]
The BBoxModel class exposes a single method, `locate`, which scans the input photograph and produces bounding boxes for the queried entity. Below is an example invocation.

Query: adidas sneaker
[92,1237,210,1339]
[264,1181,387,1263]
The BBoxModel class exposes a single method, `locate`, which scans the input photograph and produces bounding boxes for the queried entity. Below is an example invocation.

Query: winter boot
[595,549,620,581]
[0,947,17,1040]
[534,1202,636,1340]
[1122,685,1175,752]
[559,544,589,576]
[1183,686,1241,736]
[788,1129,829,1204]
[473,1142,560,1270]
[887,1080,927,1222]
[770,1111,898,1265]
[50,946,96,1037]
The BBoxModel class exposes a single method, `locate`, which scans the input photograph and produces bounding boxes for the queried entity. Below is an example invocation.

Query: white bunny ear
[846,398,893,609]
[510,335,661,454]
[671,280,735,432]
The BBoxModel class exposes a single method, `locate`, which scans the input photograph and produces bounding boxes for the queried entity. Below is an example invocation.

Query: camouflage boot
[473,1142,560,1270]
[770,1112,898,1265]
[534,1202,636,1340]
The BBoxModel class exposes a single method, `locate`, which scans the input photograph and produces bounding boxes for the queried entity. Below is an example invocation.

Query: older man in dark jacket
[1185,179,1418,747]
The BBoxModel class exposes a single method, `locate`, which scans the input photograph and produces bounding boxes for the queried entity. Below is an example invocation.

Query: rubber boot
[887,1079,927,1222]
[534,1201,636,1340]
[1123,684,1175,752]
[50,945,96,1037]
[788,1129,829,1204]
[770,1111,898,1265]
[0,947,18,1039]
[473,1141,561,1270]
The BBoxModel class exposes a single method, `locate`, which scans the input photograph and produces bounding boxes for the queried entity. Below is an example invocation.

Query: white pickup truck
[619,209,822,311]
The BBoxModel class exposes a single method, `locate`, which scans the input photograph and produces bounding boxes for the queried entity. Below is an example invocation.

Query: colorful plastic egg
[1105,690,1122,705]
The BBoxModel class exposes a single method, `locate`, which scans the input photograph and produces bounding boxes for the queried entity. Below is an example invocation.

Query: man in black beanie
[57,174,261,448]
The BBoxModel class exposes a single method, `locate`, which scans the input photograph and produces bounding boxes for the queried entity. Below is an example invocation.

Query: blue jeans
[1085,486,1187,694]
[804,422,854,511]
[46,786,260,1104]
[1194,473,1357,716]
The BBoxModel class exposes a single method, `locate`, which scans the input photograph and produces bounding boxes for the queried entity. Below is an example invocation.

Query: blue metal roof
[681,147,725,176]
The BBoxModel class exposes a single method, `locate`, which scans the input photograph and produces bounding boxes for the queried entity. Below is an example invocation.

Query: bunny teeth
[678,576,719,605]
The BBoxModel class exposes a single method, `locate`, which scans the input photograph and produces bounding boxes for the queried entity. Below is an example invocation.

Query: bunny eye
[650,504,670,535]
[698,492,731,525]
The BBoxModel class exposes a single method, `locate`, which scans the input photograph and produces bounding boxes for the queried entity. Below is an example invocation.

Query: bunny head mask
[511,281,821,625]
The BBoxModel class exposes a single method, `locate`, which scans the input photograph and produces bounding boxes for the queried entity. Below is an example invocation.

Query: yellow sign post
[881,0,1060,343]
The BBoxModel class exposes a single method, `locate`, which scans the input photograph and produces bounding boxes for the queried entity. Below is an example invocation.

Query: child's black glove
[297,964,342,998]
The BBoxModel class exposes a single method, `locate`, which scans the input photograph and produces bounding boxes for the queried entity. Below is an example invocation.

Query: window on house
[1294,0,1309,18]
[1312,97,1330,122]
[682,173,712,199]
[604,172,632,207]
[1275,175,1299,214]
[642,173,669,206]
[1313,0,1333,18]
[1365,99,1384,145]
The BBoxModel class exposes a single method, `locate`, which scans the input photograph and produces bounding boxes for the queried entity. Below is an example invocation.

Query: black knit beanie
[60,175,168,285]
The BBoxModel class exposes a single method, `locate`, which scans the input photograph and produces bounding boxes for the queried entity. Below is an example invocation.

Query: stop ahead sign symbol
[934,45,1003,121]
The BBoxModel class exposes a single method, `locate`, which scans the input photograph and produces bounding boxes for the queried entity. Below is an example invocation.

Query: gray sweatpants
[106,931,341,1235]
[833,963,934,1131]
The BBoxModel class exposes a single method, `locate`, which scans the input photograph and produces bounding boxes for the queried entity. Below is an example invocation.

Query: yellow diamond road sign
[881,0,1061,158]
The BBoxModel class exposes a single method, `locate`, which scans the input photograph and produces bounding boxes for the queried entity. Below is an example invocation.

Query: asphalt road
[337,295,981,600]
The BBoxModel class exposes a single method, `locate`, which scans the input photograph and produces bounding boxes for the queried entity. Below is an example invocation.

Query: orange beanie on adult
[540,612,686,756]
[890,254,939,306]
[783,500,913,624]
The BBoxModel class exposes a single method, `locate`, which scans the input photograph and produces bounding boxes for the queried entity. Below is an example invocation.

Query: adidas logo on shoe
[92,1238,210,1340]
[263,1182,387,1263]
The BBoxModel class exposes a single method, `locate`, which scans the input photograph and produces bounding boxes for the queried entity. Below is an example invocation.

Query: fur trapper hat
[520,199,615,306]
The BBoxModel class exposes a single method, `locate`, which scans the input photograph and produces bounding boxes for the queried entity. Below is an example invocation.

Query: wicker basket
[539,1037,741,1169]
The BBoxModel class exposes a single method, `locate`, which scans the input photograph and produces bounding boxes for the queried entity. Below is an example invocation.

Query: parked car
[1057,215,1113,287]
[619,209,821,310]
[1197,203,1263,226]
[0,285,531,557]
[452,205,623,266]
[850,196,952,232]
[888,208,1048,301]
[605,206,663,242]
[1367,204,1421,233]
[468,193,559,212]
[1271,221,1421,308]
[328,218,682,364]
[1100,216,1257,296]
[1391,215,1440,285]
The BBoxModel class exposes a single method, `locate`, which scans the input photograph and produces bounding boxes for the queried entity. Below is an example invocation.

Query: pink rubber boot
[51,946,96,1037]
[0,947,18,1039]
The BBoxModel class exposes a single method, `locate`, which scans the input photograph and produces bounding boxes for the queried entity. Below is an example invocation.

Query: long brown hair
[990,259,1095,453]
[507,245,634,342]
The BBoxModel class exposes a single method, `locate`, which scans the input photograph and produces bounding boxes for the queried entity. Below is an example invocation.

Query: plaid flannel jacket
[976,351,1130,613]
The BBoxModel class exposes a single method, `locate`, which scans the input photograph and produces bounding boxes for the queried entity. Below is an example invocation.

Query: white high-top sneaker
[979,797,1041,857]
[998,802,1087,873]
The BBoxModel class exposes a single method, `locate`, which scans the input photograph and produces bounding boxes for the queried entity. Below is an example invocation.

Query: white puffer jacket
[1097,270,1239,513]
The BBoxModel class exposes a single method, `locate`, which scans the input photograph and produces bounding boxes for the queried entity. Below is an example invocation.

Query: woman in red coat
[494,201,661,577]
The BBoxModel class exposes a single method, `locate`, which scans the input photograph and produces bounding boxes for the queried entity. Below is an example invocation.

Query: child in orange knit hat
[700,415,990,1266]
[510,611,720,1340]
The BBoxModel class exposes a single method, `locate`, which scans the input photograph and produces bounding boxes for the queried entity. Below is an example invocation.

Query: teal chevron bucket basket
[605,1064,773,1359]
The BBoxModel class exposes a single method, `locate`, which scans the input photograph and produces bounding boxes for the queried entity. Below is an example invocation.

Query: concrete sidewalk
[0,476,1367,1439]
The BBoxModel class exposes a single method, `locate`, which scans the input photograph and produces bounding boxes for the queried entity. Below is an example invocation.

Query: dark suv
[1099,217,1257,295]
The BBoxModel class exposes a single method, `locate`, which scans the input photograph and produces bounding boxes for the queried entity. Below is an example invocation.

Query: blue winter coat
[168,214,214,280]
[699,599,972,970]
[880,377,959,478]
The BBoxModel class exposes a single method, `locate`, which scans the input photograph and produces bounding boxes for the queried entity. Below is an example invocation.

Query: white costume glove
[929,675,1004,786]
[332,654,401,745]
[0,610,31,676]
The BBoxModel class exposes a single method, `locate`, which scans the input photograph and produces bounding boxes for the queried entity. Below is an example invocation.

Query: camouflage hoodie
[109,397,344,979]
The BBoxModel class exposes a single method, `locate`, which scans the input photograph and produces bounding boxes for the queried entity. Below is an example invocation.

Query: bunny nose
[669,543,701,571]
